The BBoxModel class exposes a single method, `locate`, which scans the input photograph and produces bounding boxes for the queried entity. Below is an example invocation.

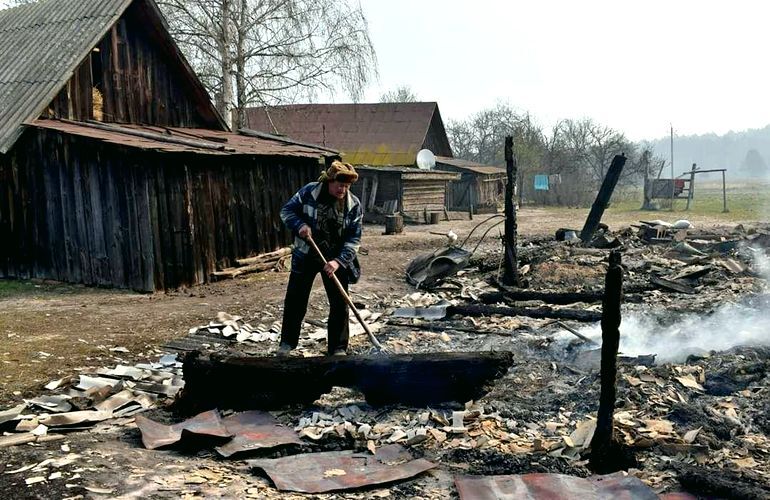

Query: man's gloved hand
[298,225,312,239]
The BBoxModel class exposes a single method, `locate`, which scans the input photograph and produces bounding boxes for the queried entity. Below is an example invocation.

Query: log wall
[0,129,318,291]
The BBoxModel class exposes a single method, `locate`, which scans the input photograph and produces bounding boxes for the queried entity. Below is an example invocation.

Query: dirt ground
[1,206,766,499]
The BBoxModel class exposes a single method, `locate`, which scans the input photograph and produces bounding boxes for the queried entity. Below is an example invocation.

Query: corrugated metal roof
[32,119,335,158]
[435,156,506,175]
[0,0,133,153]
[355,165,460,181]
[243,103,442,166]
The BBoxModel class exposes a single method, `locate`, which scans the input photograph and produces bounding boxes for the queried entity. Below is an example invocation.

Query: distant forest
[647,125,770,180]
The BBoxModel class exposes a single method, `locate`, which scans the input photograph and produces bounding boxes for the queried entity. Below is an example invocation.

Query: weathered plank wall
[401,179,448,221]
[0,129,318,291]
[44,1,220,129]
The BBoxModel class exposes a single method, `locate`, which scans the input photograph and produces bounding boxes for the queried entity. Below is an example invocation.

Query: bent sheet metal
[215,411,303,457]
[455,473,664,500]
[247,444,436,493]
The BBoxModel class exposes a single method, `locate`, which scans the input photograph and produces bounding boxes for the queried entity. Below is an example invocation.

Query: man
[277,161,362,356]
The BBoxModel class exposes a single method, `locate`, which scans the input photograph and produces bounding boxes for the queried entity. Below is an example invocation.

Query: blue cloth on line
[534,174,549,191]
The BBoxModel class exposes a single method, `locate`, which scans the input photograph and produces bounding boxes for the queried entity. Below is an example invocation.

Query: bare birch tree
[379,85,418,103]
[157,0,378,128]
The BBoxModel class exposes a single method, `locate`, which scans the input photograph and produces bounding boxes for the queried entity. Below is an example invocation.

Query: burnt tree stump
[179,351,515,412]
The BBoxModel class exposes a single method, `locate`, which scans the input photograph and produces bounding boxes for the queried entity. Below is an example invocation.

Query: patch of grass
[611,184,770,222]
[0,279,103,299]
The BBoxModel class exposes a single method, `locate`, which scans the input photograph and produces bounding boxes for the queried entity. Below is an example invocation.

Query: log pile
[211,248,291,280]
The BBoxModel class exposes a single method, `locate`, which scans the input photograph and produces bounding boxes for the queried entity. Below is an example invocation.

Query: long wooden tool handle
[306,236,384,351]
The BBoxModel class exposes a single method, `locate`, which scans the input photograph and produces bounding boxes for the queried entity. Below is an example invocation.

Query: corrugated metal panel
[243,103,452,166]
[31,119,334,158]
[0,0,133,153]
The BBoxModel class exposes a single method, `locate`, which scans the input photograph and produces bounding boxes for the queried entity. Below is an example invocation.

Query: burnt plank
[447,304,602,322]
[479,289,604,305]
[180,351,515,412]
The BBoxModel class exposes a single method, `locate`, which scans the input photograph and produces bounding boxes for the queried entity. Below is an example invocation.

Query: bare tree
[379,85,418,103]
[157,0,378,128]
[447,103,543,166]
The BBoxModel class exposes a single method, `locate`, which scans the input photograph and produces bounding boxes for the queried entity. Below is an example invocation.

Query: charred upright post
[503,135,519,286]
[590,250,631,472]
[580,154,627,243]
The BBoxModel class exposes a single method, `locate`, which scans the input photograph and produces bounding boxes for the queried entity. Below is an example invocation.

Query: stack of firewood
[211,247,291,280]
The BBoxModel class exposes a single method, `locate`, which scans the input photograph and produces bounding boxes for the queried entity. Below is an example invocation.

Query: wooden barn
[0,0,334,291]
[435,157,506,213]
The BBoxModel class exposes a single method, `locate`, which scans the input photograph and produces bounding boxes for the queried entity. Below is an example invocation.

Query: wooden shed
[0,0,334,291]
[435,156,506,213]
[351,166,459,223]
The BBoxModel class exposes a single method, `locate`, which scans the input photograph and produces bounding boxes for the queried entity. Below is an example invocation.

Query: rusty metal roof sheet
[242,103,446,166]
[0,0,226,154]
[247,444,436,493]
[435,156,506,176]
[135,409,230,450]
[215,411,303,458]
[455,473,661,500]
[31,119,334,158]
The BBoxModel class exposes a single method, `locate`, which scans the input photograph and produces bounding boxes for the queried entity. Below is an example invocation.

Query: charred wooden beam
[502,136,519,286]
[580,154,627,243]
[590,250,635,473]
[180,351,515,412]
[478,290,604,306]
[447,304,601,323]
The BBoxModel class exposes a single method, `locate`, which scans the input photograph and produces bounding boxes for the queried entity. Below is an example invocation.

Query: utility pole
[670,124,675,211]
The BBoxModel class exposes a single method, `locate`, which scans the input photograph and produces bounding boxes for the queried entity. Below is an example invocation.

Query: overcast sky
[3,0,767,142]
[358,0,770,142]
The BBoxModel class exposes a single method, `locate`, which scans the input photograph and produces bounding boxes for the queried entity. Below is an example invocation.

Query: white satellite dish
[416,149,436,170]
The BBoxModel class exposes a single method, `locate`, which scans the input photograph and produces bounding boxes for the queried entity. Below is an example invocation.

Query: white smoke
[572,302,770,363]
[570,250,770,363]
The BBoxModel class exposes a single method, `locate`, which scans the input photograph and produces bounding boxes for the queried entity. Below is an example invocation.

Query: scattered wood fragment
[650,275,697,295]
